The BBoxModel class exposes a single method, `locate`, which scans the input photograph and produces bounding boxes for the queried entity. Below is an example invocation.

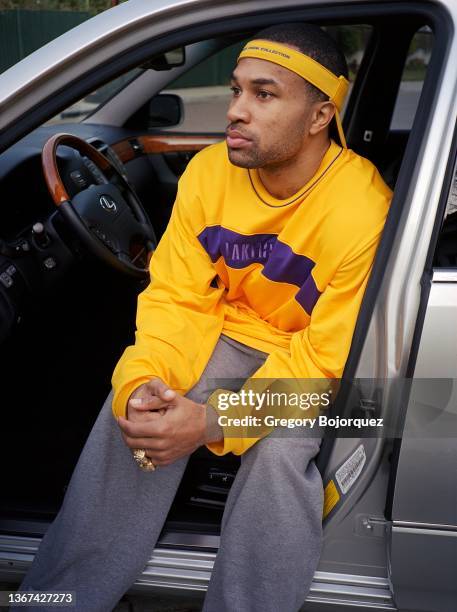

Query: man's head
[226,23,348,169]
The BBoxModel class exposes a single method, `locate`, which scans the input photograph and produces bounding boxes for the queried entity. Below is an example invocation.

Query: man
[17,22,391,612]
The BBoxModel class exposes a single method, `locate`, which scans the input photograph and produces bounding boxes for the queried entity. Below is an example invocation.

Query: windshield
[45,68,143,125]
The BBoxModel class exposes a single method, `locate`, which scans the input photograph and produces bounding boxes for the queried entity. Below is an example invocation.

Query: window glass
[165,25,372,134]
[432,151,457,268]
[45,68,143,125]
[390,26,433,131]
[447,165,457,217]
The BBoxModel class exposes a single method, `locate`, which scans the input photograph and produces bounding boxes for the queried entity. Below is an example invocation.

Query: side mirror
[148,94,183,128]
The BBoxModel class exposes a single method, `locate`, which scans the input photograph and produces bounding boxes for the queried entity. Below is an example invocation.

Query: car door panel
[389,275,457,612]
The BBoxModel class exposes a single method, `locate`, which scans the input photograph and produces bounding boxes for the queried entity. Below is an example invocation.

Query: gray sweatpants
[17,335,324,612]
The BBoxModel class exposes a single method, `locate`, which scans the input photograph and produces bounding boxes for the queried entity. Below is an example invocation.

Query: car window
[433,146,457,268]
[45,68,143,125]
[164,25,372,134]
[390,26,433,131]
[446,173,457,217]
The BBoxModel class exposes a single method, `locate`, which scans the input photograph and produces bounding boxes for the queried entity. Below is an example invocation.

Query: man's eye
[257,90,273,100]
[230,86,241,96]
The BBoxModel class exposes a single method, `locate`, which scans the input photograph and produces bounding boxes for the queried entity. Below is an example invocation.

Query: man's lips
[226,130,252,148]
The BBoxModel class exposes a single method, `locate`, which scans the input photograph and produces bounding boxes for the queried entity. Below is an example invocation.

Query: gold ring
[132,449,156,471]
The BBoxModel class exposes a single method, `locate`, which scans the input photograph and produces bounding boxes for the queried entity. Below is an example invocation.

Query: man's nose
[227,94,250,124]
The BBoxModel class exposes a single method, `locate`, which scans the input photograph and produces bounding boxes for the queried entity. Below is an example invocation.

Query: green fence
[0,9,89,73]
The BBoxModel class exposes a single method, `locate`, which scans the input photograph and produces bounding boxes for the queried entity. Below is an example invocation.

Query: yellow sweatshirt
[111,139,391,455]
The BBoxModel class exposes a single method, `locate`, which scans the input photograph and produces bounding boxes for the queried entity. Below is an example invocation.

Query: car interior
[0,2,451,591]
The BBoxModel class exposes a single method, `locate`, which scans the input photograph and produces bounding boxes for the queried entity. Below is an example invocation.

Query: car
[0,1,456,611]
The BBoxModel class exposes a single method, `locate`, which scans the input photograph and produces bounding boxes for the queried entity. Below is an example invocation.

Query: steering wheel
[42,133,157,279]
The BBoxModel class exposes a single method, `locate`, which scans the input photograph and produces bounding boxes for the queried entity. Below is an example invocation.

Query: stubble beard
[227,121,308,170]
[227,141,295,170]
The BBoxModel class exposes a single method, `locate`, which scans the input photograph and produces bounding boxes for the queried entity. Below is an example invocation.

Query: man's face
[226,56,318,169]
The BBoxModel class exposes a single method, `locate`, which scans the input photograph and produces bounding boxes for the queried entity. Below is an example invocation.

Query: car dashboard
[0,123,147,344]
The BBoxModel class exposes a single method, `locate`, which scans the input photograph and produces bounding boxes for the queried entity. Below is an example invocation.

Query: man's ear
[309,101,336,136]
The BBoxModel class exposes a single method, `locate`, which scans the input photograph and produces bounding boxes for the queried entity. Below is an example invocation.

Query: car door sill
[0,534,395,609]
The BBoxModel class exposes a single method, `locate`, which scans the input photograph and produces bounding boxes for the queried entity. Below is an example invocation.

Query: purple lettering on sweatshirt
[197,225,321,314]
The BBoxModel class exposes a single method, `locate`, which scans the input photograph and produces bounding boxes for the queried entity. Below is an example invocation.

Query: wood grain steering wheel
[42,133,156,278]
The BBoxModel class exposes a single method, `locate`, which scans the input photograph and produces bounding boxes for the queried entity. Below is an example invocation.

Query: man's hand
[126,377,176,424]
[117,377,223,466]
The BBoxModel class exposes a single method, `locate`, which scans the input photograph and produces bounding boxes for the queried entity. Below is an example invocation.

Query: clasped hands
[117,378,223,466]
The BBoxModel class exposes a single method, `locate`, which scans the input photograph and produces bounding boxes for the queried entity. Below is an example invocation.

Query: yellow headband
[237,39,349,148]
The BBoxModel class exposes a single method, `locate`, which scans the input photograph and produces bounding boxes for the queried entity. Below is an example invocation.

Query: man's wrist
[203,404,224,444]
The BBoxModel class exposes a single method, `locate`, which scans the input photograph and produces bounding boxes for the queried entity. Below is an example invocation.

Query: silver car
[0,1,456,610]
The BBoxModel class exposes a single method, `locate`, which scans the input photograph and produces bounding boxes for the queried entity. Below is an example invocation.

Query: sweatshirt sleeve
[111,162,225,418]
[205,230,383,456]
